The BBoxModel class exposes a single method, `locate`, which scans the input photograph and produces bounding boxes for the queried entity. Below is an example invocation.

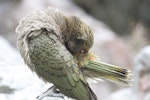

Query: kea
[16,7,132,100]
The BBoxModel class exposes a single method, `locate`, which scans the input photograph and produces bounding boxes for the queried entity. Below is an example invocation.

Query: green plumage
[28,31,97,100]
[84,61,131,85]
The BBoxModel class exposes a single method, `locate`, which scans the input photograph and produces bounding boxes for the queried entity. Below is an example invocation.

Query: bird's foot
[36,86,66,100]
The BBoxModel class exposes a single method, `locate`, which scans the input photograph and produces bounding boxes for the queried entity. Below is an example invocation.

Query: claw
[36,86,66,100]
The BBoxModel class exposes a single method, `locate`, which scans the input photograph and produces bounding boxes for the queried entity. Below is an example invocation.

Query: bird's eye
[84,43,88,47]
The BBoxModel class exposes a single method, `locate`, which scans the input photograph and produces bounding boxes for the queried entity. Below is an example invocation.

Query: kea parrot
[16,7,132,100]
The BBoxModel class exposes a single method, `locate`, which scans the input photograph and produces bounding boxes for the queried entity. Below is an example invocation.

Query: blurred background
[0,0,150,100]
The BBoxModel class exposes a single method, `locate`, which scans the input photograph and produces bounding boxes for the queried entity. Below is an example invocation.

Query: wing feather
[27,31,97,100]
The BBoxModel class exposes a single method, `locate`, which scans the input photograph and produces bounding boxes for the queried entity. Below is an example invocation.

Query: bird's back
[26,30,97,100]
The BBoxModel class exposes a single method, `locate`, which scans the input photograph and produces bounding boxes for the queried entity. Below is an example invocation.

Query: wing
[27,30,97,100]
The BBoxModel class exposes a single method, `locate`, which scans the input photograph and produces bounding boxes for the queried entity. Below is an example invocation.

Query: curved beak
[75,50,88,60]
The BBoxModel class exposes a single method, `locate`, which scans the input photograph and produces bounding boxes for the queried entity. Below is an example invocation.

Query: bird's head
[65,16,94,60]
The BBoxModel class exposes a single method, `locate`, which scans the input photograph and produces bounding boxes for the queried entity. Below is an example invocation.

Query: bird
[16,7,132,100]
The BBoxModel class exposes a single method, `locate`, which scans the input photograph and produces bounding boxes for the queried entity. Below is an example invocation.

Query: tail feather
[83,60,132,86]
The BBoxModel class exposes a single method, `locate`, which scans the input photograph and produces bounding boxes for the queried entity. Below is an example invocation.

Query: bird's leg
[36,85,66,100]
